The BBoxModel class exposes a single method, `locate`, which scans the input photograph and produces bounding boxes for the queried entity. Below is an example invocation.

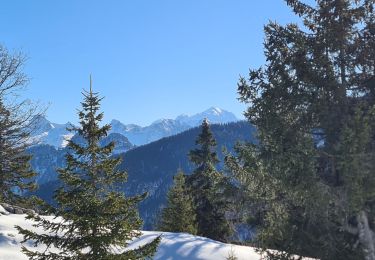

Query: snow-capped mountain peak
[175,107,238,127]
[28,116,75,148]
[31,107,239,148]
[208,106,223,115]
[107,107,238,146]
[110,119,141,132]
[29,115,54,135]
[150,118,184,127]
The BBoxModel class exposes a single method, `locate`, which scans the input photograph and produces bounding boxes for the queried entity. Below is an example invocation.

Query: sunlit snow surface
[0,209,260,260]
[0,208,315,260]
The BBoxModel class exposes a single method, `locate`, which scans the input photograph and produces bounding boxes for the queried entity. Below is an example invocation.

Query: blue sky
[0,0,301,126]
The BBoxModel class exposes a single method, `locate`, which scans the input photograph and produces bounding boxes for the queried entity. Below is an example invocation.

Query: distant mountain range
[29,121,255,229]
[29,107,239,148]
[26,107,247,229]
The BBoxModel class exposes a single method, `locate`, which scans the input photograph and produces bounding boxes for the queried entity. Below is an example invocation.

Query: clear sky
[0,0,301,126]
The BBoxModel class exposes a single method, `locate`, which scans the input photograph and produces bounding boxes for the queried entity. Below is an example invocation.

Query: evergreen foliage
[158,169,197,235]
[187,119,230,241]
[17,80,160,259]
[227,0,375,259]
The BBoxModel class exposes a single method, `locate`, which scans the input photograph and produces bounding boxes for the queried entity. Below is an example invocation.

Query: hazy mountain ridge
[28,121,255,229]
[110,118,191,146]
[29,107,239,147]
[175,107,238,126]
[110,107,238,145]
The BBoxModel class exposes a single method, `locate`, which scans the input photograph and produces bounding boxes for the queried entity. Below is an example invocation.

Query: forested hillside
[31,121,255,228]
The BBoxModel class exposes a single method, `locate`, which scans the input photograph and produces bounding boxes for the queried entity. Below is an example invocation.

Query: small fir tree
[158,170,197,235]
[186,118,230,241]
[17,79,160,259]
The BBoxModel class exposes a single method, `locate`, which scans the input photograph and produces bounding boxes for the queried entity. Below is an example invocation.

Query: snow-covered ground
[0,206,311,260]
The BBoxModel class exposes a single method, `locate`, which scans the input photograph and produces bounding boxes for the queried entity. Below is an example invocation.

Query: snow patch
[61,133,74,148]
[211,107,223,115]
[0,205,8,215]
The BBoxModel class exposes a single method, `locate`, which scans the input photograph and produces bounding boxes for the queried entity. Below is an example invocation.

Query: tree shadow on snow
[148,232,225,260]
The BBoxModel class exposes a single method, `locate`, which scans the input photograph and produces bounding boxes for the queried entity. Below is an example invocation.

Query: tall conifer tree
[228,0,375,259]
[187,119,230,241]
[158,169,197,235]
[17,78,160,259]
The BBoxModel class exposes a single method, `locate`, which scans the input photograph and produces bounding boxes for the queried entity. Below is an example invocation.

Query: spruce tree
[17,79,160,259]
[229,0,375,259]
[158,170,197,235]
[186,118,230,241]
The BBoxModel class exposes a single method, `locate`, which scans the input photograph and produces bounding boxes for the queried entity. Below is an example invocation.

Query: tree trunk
[358,210,375,260]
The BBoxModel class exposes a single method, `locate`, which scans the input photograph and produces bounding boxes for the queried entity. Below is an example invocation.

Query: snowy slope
[28,115,74,148]
[0,209,262,260]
